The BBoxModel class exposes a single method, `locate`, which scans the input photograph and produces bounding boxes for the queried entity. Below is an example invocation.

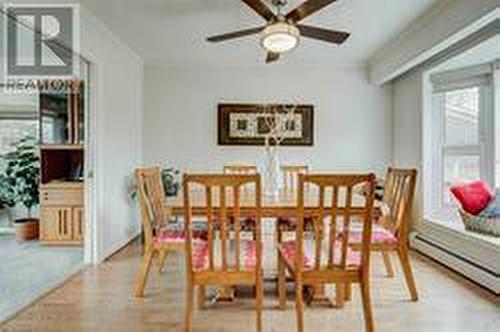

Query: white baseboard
[0,227,15,234]
[100,229,142,263]
[410,232,499,295]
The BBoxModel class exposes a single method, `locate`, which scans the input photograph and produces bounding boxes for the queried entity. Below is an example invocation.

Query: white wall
[393,71,425,228]
[78,7,143,263]
[143,65,393,177]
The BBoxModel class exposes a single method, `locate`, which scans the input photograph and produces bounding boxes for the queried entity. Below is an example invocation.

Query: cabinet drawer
[40,189,83,206]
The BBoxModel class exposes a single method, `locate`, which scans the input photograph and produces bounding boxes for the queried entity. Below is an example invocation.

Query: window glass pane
[42,117,56,144]
[443,154,480,204]
[0,120,37,170]
[0,120,37,154]
[444,87,479,146]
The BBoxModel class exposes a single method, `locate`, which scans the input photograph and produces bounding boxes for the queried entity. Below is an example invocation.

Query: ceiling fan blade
[207,27,264,42]
[297,24,350,44]
[286,0,337,22]
[266,52,280,63]
[241,0,276,21]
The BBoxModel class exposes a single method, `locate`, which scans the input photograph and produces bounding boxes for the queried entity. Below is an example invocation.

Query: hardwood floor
[2,240,499,331]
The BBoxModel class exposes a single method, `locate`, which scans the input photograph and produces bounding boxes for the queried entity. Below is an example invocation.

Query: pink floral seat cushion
[279,240,361,270]
[192,239,257,271]
[153,230,185,245]
[153,229,208,245]
[347,224,398,245]
[210,218,257,233]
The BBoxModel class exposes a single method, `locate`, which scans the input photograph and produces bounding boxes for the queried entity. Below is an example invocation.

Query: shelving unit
[39,80,85,246]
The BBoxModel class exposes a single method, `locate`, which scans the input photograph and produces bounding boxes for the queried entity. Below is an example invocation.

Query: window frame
[431,79,494,211]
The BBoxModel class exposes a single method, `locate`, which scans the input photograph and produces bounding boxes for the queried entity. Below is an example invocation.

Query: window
[0,119,37,154]
[429,64,495,214]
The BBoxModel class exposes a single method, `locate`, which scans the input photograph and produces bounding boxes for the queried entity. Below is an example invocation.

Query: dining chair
[223,163,258,234]
[277,165,309,243]
[183,173,264,332]
[277,173,376,332]
[134,166,185,297]
[347,167,418,301]
[281,165,309,191]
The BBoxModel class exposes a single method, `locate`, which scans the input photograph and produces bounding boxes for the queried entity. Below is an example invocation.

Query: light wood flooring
[1,240,499,331]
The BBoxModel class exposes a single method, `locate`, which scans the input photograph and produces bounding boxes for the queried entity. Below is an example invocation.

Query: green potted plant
[3,135,40,240]
[129,167,181,199]
[0,174,16,227]
[160,168,181,197]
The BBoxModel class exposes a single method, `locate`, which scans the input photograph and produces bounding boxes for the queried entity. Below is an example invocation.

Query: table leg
[217,286,235,301]
[308,284,342,308]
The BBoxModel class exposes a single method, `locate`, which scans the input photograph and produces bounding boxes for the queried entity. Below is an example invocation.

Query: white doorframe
[82,58,99,264]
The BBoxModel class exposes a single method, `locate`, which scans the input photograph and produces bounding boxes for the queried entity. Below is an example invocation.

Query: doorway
[0,10,95,321]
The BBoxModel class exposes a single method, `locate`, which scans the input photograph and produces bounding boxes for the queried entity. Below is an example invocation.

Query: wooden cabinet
[39,183,84,245]
[38,79,85,246]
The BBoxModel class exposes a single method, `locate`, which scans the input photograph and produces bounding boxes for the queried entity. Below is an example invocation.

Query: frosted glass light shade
[260,22,300,53]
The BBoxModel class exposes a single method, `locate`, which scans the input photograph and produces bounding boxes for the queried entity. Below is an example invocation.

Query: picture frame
[217,103,314,146]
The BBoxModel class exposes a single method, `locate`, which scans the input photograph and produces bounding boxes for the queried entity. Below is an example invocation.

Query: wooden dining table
[165,187,381,219]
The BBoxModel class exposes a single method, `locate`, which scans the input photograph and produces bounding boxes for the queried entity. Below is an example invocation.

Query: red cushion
[450,181,493,215]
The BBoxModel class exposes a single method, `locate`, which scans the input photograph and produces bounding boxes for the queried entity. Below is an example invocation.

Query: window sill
[424,213,500,247]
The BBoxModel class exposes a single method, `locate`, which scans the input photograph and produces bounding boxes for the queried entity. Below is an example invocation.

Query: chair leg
[197,286,205,310]
[185,281,194,332]
[158,250,167,273]
[295,279,305,332]
[397,247,418,301]
[360,279,375,332]
[278,252,287,309]
[277,224,283,244]
[381,252,395,278]
[344,283,352,302]
[335,283,345,308]
[256,270,263,332]
[134,250,155,297]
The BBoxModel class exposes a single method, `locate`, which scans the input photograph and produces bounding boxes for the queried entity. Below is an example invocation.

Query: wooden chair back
[183,174,262,274]
[135,166,169,246]
[381,168,417,239]
[223,164,258,175]
[281,165,308,191]
[295,174,376,274]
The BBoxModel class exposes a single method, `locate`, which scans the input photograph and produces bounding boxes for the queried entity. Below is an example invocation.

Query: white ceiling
[80,0,439,67]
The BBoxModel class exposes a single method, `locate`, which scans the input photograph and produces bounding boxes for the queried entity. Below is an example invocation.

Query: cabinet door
[39,91,71,145]
[40,207,73,241]
[72,207,84,241]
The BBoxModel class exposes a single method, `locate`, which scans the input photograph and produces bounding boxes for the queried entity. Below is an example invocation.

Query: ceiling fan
[206,0,350,63]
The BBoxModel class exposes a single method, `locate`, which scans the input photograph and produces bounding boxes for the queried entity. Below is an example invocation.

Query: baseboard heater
[410,232,499,295]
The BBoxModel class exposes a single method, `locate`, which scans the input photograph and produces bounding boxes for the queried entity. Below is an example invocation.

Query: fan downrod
[271,0,288,15]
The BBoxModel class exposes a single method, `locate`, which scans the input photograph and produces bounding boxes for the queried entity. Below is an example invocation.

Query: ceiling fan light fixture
[260,22,300,53]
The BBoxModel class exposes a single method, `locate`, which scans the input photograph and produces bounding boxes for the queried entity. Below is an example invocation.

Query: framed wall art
[217,103,314,146]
